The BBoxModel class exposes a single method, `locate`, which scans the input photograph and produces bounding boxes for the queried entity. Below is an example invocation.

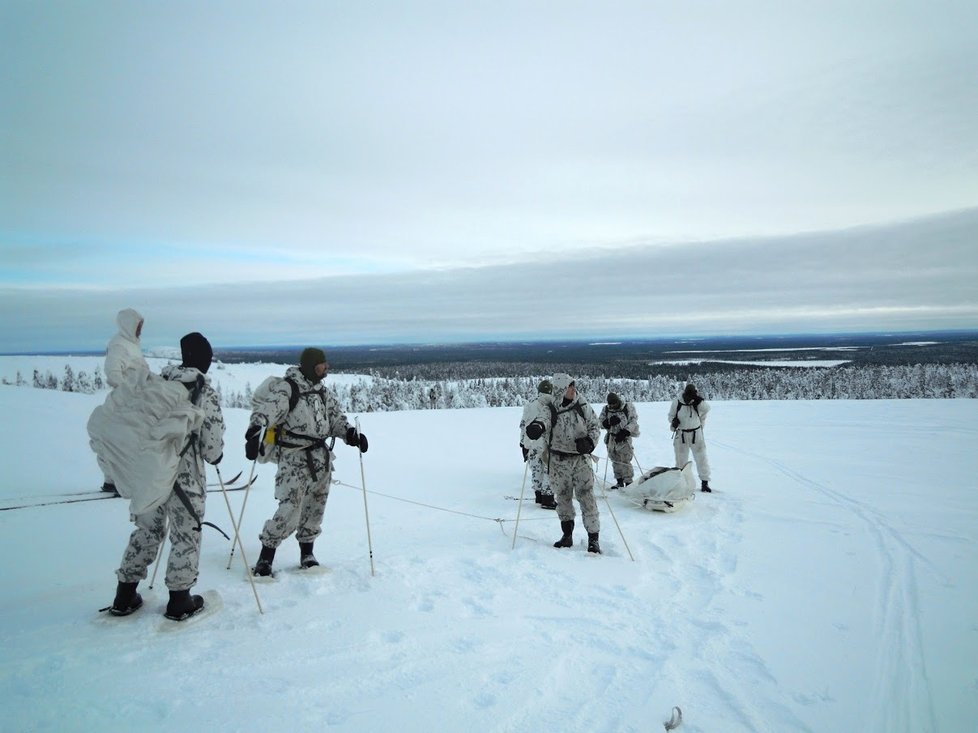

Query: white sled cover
[621,462,697,513]
[87,371,204,515]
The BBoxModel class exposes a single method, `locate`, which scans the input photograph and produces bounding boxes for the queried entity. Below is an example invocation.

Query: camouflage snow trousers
[527,448,551,496]
[549,453,600,534]
[116,483,205,591]
[606,437,635,484]
[674,429,711,481]
[259,455,332,548]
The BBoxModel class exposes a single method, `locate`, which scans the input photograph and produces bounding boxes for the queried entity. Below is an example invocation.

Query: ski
[1,479,257,512]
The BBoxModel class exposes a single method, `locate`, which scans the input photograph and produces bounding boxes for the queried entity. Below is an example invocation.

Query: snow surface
[1,357,976,733]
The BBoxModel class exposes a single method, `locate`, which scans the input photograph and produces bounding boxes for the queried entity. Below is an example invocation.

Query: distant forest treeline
[10,362,977,411]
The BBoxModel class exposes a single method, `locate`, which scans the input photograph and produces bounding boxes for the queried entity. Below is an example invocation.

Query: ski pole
[215,465,264,614]
[226,457,258,570]
[594,464,635,562]
[355,418,376,577]
[511,460,530,550]
[148,525,167,590]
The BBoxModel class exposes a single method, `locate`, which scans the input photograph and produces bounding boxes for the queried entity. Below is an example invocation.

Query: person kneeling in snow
[109,332,225,620]
[246,348,367,577]
[524,373,603,553]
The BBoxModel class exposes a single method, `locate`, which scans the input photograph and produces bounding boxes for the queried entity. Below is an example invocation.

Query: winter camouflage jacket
[160,364,225,493]
[520,392,555,451]
[668,395,710,432]
[535,374,600,456]
[105,308,149,388]
[599,402,640,444]
[249,367,351,472]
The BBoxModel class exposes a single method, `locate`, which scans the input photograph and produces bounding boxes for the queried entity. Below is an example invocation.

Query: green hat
[607,392,622,407]
[299,347,327,383]
[538,379,553,394]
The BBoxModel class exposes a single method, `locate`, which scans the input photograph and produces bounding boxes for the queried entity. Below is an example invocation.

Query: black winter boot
[539,493,557,510]
[534,490,543,505]
[253,544,276,577]
[299,542,319,568]
[110,581,143,616]
[101,481,119,495]
[553,519,574,548]
[701,480,712,493]
[164,589,205,621]
[587,532,601,554]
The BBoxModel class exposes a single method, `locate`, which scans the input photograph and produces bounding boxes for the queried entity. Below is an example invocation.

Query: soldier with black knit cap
[109,331,225,621]
[668,383,712,492]
[519,379,556,509]
[599,393,640,488]
[246,347,368,577]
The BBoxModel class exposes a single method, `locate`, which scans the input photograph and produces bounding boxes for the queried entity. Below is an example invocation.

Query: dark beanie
[300,347,327,383]
[683,383,697,398]
[607,392,622,407]
[180,332,213,374]
[538,379,553,395]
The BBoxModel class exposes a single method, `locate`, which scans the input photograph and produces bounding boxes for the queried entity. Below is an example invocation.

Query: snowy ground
[1,360,976,732]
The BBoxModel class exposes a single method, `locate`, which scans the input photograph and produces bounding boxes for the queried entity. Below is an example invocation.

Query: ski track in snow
[711,437,940,732]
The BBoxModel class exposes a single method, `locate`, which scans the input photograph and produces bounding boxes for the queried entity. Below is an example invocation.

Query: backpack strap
[174,374,229,539]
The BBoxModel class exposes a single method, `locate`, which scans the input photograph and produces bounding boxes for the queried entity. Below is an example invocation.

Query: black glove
[601,418,611,429]
[345,427,359,446]
[670,417,680,430]
[358,432,369,453]
[521,446,529,462]
[245,424,262,461]
[614,430,630,443]
[608,415,620,426]
[575,436,595,454]
[525,420,545,440]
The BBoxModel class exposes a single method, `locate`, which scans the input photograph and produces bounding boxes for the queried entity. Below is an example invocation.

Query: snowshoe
[107,581,143,616]
[164,590,205,621]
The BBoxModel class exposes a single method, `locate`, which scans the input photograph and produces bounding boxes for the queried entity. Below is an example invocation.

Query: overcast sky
[1,1,977,351]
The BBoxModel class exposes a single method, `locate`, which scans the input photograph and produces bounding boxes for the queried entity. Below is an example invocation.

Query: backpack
[253,377,335,466]
[87,370,205,515]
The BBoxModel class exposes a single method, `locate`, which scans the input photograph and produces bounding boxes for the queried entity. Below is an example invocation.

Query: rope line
[331,479,551,526]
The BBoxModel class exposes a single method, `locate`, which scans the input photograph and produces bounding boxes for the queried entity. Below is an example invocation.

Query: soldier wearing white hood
[519,379,556,509]
[100,308,150,494]
[524,373,603,553]
[109,332,225,621]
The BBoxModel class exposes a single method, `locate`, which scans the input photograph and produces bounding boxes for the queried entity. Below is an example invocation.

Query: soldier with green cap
[519,379,557,509]
[245,347,368,576]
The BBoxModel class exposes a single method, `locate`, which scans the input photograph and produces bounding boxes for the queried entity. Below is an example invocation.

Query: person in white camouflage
[100,308,150,495]
[246,348,368,576]
[519,379,556,509]
[524,373,603,553]
[668,383,712,492]
[110,332,225,621]
[599,392,640,488]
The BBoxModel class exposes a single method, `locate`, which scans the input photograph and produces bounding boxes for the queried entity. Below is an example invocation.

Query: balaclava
[300,347,327,383]
[180,332,213,374]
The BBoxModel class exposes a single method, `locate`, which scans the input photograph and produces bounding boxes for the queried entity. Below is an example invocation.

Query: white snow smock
[104,308,149,388]
[87,369,204,515]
